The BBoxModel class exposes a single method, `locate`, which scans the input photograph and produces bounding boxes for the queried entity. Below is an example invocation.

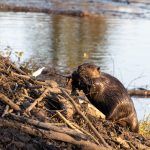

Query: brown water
[0,12,149,120]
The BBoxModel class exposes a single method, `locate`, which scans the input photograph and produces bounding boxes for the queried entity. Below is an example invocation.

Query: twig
[126,141,136,150]
[61,88,110,149]
[12,72,31,80]
[1,105,9,117]
[0,93,21,111]
[111,137,130,149]
[127,74,144,88]
[25,88,50,112]
[9,62,26,75]
[72,122,100,145]
[0,119,106,150]
[56,110,81,133]
[11,72,61,93]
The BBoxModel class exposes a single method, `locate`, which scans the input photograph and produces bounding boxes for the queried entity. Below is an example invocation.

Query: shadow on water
[0,12,149,121]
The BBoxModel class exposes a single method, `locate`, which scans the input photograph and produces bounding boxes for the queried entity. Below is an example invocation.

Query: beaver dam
[0,55,150,150]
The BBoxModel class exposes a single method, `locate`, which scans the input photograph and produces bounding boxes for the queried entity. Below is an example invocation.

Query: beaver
[71,63,139,132]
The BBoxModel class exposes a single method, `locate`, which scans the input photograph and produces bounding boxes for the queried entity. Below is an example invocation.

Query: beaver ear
[97,67,100,71]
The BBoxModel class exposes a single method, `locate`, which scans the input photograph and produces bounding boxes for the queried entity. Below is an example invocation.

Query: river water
[0,12,149,121]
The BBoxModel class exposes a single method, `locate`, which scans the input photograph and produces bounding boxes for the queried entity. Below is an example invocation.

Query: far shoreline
[0,0,149,19]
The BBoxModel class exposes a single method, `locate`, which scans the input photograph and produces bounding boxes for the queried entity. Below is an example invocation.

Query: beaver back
[71,63,139,132]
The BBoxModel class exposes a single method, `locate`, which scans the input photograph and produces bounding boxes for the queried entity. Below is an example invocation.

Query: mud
[0,0,149,19]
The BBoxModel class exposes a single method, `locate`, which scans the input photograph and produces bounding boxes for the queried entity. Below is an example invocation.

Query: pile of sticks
[0,56,110,150]
[0,56,149,150]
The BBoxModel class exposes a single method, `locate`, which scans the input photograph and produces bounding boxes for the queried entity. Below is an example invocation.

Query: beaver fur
[71,63,139,132]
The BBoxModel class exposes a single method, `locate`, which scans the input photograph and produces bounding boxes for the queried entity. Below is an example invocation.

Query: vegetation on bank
[139,116,150,136]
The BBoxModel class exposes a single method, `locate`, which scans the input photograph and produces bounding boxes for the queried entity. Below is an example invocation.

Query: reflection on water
[51,15,108,69]
[0,12,150,120]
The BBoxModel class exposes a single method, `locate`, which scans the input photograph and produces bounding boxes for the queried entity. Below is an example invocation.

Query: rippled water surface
[0,12,150,120]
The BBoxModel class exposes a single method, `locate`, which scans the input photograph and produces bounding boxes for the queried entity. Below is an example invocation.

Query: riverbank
[0,0,149,19]
[0,55,150,150]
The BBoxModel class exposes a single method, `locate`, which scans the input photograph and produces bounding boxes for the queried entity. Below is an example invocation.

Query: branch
[56,111,81,132]
[9,62,26,75]
[0,93,21,111]
[25,88,50,112]
[9,113,87,140]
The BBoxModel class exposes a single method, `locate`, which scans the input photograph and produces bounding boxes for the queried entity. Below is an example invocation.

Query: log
[9,113,87,140]
[128,89,150,97]
[0,119,107,150]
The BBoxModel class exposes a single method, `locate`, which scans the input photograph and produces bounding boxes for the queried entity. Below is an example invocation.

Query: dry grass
[139,115,150,136]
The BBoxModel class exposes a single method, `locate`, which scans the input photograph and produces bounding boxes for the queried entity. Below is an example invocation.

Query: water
[0,12,150,121]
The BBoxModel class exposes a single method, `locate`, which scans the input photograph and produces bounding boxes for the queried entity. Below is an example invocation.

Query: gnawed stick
[0,93,21,111]
[61,89,110,149]
[25,88,50,112]
[0,119,106,150]
[9,113,87,140]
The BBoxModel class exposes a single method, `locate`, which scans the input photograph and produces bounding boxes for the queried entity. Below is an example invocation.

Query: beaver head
[71,63,101,92]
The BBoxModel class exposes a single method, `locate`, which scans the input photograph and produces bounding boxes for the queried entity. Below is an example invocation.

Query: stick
[9,62,26,75]
[12,72,31,80]
[0,93,21,111]
[25,88,50,112]
[61,89,110,148]
[72,122,100,145]
[0,119,106,150]
[56,111,81,132]
[1,105,9,117]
